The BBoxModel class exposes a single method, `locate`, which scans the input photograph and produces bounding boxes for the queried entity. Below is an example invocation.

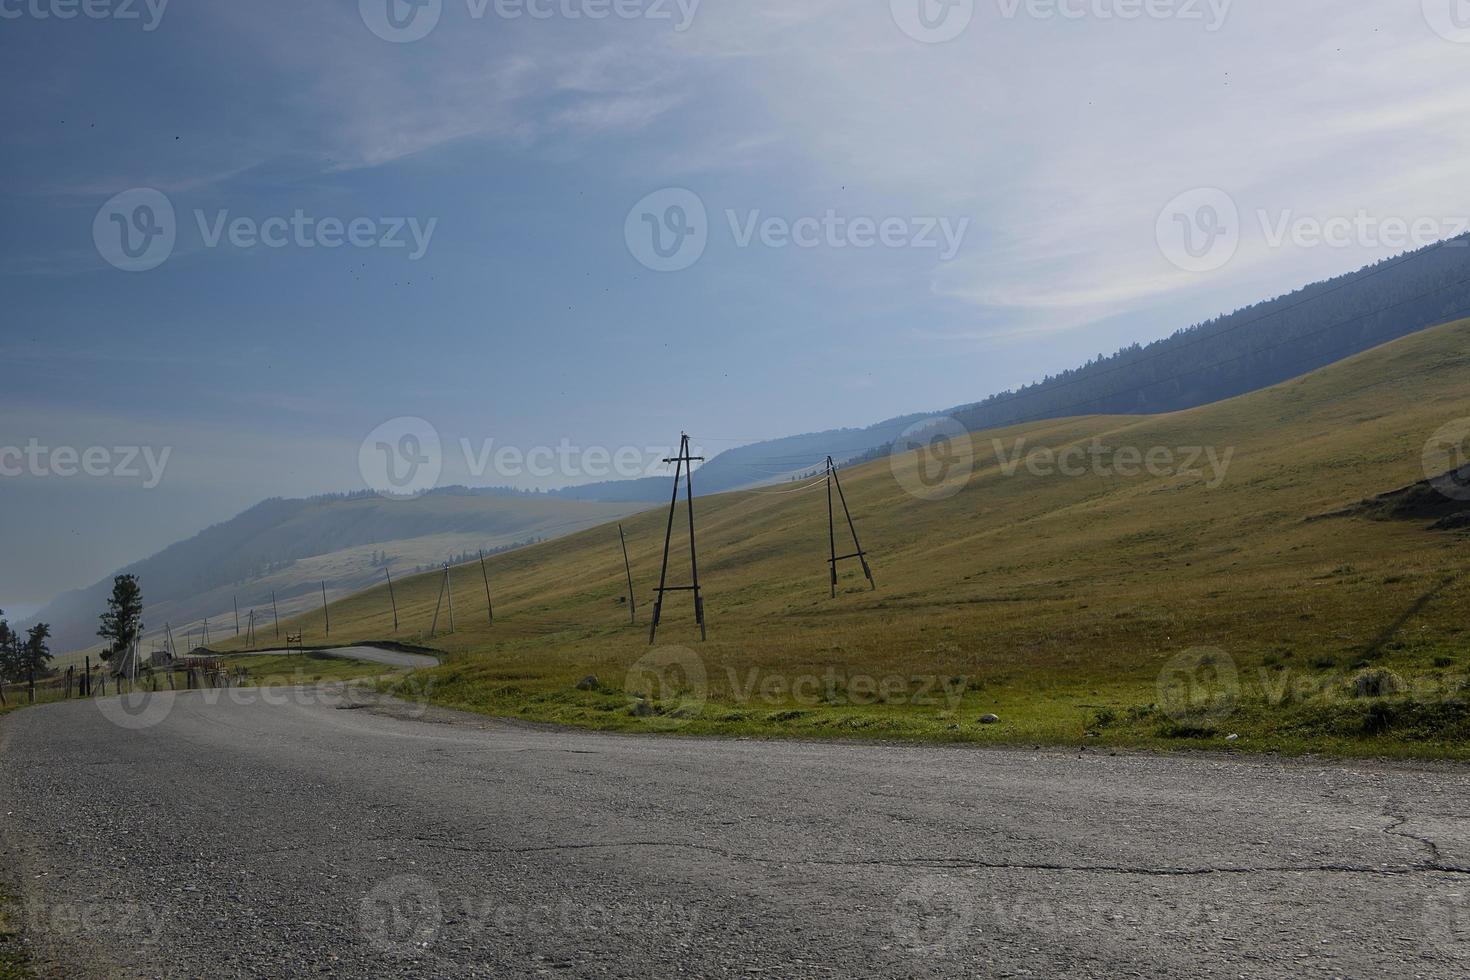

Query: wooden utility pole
[478,550,494,624]
[445,566,455,633]
[430,564,450,636]
[321,581,330,637]
[384,568,399,632]
[825,456,876,597]
[272,591,280,640]
[234,596,240,636]
[649,434,707,644]
[619,524,636,625]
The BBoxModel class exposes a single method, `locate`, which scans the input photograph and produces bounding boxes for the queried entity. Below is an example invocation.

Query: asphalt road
[237,646,441,669]
[2,690,1468,979]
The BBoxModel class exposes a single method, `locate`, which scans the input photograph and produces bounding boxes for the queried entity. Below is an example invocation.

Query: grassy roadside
[0,885,33,980]
[227,321,1470,761]
[216,652,402,686]
[375,634,1470,761]
[0,655,401,723]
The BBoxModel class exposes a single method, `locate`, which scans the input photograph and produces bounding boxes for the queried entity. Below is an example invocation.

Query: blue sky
[3,0,1470,612]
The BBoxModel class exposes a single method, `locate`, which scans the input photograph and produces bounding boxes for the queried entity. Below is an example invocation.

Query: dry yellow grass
[223,319,1470,755]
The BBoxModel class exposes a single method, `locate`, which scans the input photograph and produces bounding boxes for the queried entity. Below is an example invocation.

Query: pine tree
[98,574,144,663]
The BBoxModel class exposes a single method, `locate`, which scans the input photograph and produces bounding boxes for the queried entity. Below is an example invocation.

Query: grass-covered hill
[230,319,1470,757]
[30,490,648,657]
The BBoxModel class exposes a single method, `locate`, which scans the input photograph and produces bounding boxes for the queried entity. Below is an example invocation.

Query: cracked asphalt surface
[2,688,1468,978]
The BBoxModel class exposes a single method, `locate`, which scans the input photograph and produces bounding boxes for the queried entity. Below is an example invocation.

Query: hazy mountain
[25,490,647,656]
[26,236,1470,654]
[564,235,1470,497]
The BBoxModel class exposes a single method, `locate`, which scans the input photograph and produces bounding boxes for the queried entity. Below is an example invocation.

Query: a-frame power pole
[649,434,707,644]
[826,456,876,597]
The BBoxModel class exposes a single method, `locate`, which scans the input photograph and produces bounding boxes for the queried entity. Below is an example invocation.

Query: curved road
[1,691,1468,978]
[235,645,441,669]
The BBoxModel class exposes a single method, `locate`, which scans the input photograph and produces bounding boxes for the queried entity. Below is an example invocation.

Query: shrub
[1351,668,1406,699]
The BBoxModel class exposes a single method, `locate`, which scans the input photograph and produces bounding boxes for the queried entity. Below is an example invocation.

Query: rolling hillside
[231,318,1470,755]
[559,235,1470,502]
[29,490,649,657]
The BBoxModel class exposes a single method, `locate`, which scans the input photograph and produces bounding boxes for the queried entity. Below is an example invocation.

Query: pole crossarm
[649,433,708,644]
[825,456,877,597]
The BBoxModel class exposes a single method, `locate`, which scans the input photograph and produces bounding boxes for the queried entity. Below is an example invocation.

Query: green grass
[0,655,395,721]
[217,653,400,686]
[219,319,1470,759]
[0,886,32,980]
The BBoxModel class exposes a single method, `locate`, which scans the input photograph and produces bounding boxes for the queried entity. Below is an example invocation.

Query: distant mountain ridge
[24,491,645,655]
[24,235,1470,653]
[564,235,1470,495]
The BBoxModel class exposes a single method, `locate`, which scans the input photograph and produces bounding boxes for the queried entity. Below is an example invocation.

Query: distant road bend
[236,645,440,669]
[1,692,1468,978]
